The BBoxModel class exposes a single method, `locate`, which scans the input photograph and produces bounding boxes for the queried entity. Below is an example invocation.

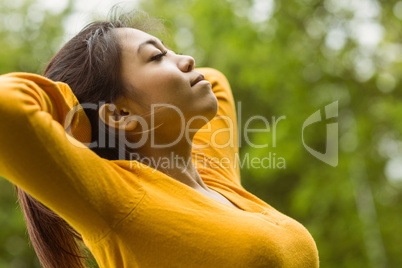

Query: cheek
[133,74,187,108]
[123,60,190,104]
[158,67,187,86]
[137,66,183,89]
[146,71,187,96]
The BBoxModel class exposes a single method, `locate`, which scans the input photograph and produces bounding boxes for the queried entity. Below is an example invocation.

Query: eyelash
[150,50,168,61]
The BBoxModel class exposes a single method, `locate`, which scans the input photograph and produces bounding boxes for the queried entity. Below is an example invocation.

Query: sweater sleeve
[0,73,145,241]
[192,68,241,186]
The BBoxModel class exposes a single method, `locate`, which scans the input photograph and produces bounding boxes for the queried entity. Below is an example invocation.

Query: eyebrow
[137,38,164,54]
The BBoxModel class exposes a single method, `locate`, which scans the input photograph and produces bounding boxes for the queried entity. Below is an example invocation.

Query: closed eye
[150,50,168,61]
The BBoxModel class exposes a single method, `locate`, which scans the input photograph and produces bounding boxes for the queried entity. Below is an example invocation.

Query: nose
[177,54,195,72]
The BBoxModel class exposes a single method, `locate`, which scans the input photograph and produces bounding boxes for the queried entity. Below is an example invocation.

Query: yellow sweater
[0,68,319,267]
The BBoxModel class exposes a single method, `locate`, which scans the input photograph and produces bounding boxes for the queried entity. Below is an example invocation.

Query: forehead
[115,28,155,49]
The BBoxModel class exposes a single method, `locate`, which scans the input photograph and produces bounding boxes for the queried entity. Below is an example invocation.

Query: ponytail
[16,187,87,268]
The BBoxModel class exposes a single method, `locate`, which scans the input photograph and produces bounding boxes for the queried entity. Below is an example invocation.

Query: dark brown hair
[16,8,164,268]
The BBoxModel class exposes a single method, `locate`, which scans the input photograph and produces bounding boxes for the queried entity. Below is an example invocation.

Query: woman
[0,9,319,268]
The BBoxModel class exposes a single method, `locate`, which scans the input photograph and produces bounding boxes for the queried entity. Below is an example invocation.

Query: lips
[191,74,206,87]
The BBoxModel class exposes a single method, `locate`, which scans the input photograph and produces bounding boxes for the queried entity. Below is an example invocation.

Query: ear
[98,103,138,131]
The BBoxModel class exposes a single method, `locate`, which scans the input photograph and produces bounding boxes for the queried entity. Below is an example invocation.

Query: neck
[128,135,210,192]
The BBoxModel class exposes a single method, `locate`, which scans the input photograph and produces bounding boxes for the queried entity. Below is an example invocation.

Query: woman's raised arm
[0,73,145,241]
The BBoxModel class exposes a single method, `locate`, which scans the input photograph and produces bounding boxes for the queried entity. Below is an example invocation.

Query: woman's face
[113,27,218,136]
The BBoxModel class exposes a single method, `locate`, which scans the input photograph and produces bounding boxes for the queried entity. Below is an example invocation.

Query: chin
[204,94,219,121]
[210,96,219,118]
[187,97,218,130]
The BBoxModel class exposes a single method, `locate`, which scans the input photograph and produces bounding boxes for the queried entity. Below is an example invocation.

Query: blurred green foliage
[0,0,401,267]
